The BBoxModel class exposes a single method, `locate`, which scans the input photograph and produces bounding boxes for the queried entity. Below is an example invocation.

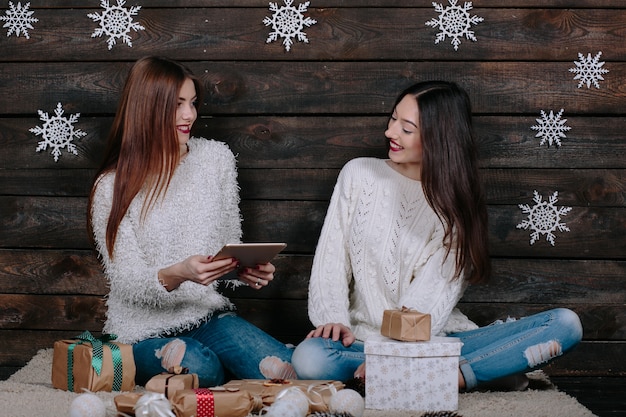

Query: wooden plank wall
[0,0,624,380]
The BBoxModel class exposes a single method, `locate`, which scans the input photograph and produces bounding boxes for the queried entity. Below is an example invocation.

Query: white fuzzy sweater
[91,138,243,344]
[308,158,478,341]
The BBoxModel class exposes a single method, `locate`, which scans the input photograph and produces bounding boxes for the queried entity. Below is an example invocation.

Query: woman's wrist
[158,269,184,292]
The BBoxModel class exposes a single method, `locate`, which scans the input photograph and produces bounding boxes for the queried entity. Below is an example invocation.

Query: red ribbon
[194,388,215,417]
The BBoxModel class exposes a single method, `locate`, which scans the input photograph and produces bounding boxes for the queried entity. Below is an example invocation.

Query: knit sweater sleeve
[91,174,181,308]
[398,227,467,336]
[307,164,355,328]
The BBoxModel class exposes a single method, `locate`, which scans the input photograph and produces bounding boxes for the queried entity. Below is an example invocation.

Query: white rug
[0,349,596,417]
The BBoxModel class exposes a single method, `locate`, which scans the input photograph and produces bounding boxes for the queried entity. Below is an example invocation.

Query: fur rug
[0,349,596,417]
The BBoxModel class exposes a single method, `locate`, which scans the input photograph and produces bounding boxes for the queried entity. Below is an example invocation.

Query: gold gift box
[380,307,431,342]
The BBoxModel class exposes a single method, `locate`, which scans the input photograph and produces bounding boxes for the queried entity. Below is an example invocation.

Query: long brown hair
[391,81,490,284]
[87,56,203,258]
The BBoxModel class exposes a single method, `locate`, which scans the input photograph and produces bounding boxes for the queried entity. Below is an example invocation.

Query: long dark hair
[392,81,490,284]
[87,56,203,258]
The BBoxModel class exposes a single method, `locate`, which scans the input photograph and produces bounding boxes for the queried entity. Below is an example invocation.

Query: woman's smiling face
[175,78,198,149]
[385,94,423,180]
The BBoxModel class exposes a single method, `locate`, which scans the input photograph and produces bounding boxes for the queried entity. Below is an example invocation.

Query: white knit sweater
[91,138,243,344]
[308,158,478,341]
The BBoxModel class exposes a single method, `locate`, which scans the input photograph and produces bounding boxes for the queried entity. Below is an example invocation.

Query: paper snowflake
[569,51,609,89]
[1,1,38,39]
[263,0,317,52]
[87,0,144,50]
[530,109,571,147]
[517,190,571,246]
[425,0,483,51]
[30,103,87,162]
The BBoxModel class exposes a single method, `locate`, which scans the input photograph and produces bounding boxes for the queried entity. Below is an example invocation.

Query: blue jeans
[291,308,582,390]
[132,311,295,387]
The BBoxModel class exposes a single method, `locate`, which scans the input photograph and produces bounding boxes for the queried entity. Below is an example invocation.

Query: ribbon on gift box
[194,389,216,417]
[170,387,255,417]
[66,331,124,391]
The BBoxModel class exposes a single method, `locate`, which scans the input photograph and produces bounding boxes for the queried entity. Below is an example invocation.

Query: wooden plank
[2,196,625,258]
[1,62,625,115]
[4,167,623,209]
[484,169,626,207]
[0,250,107,295]
[2,8,626,61]
[488,205,626,258]
[0,295,105,331]
[3,116,625,171]
[463,259,626,304]
[11,1,626,8]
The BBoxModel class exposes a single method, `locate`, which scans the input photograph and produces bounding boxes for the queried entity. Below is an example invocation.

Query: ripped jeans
[292,308,582,391]
[132,311,295,387]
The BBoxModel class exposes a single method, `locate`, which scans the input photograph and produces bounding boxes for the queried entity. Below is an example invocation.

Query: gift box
[52,331,135,392]
[380,306,431,342]
[364,333,462,412]
[171,387,255,417]
[114,392,144,416]
[222,379,344,413]
[145,368,199,399]
[115,388,254,417]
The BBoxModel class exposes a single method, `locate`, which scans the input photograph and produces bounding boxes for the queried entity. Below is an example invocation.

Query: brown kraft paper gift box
[171,388,255,417]
[222,379,344,413]
[115,388,256,417]
[380,306,431,342]
[52,331,135,392]
[145,367,200,399]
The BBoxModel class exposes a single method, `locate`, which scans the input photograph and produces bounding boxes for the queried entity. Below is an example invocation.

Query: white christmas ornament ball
[69,393,107,417]
[329,389,365,417]
[275,387,309,415]
[265,399,307,417]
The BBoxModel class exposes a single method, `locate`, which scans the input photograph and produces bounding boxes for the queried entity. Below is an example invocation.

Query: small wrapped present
[114,392,143,416]
[171,387,255,417]
[222,379,344,413]
[381,306,431,342]
[52,331,135,392]
[145,367,199,399]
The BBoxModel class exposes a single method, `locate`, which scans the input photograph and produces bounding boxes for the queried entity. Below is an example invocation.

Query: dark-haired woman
[291,81,582,391]
[88,56,295,387]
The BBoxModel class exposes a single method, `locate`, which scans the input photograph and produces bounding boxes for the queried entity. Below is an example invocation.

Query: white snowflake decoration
[517,190,571,246]
[569,51,609,89]
[30,103,87,162]
[425,0,483,51]
[530,109,571,147]
[1,1,38,39]
[87,0,144,50]
[263,0,317,52]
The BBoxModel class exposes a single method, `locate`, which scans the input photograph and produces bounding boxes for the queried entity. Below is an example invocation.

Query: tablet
[213,243,287,267]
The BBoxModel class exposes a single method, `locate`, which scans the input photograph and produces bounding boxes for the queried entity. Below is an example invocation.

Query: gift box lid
[364,333,462,357]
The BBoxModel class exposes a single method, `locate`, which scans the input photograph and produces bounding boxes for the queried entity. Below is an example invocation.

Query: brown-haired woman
[88,56,295,387]
[291,81,582,391]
